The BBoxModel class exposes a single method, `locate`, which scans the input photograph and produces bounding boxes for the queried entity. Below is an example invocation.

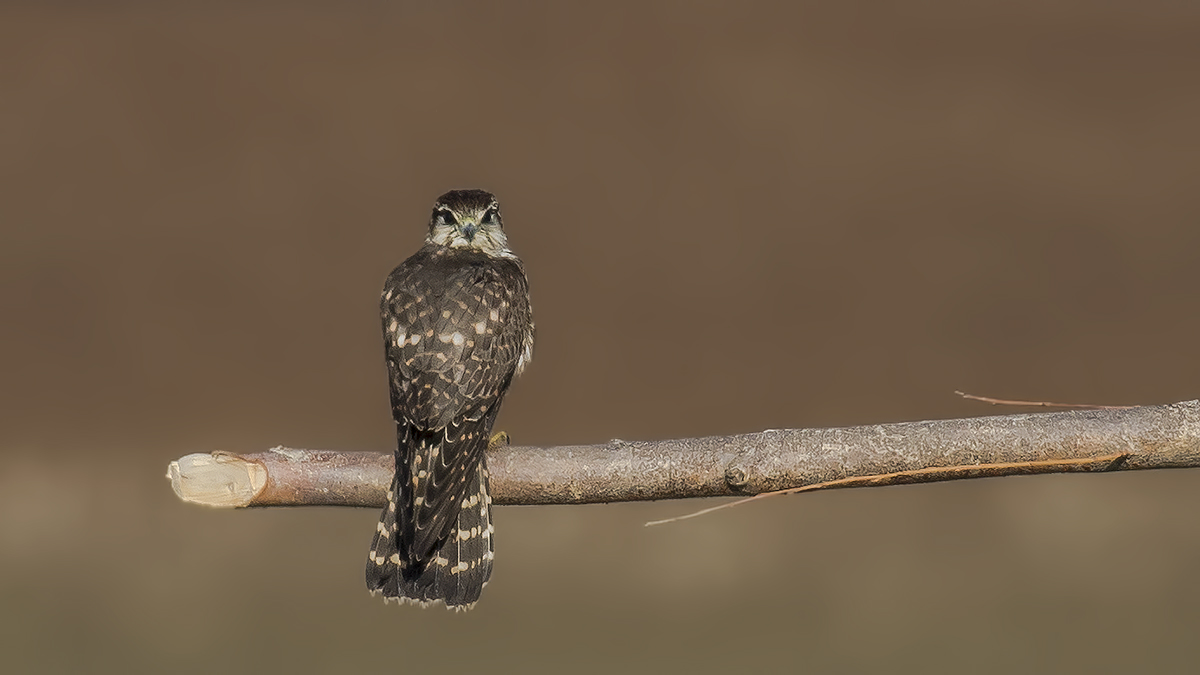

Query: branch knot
[724,465,749,491]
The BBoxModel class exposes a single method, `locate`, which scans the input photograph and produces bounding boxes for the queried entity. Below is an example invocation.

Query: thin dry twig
[954,390,1134,410]
[645,452,1130,526]
[168,400,1200,511]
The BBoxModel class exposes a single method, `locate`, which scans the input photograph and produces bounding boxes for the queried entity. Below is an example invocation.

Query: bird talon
[488,431,510,450]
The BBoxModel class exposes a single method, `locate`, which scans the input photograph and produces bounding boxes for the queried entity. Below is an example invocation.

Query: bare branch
[954,390,1134,410]
[645,452,1129,526]
[167,400,1200,509]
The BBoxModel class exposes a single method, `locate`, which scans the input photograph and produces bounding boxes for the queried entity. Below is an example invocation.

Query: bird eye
[481,208,499,227]
[435,210,458,227]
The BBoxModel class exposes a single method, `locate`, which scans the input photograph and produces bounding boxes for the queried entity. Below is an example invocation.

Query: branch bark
[166,399,1200,509]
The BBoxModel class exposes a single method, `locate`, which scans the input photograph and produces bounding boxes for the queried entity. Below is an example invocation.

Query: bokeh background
[3,3,1199,673]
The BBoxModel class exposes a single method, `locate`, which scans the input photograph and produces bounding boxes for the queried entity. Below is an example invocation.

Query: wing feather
[380,245,532,568]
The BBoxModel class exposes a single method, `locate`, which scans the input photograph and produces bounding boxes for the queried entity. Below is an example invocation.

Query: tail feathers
[366,458,494,609]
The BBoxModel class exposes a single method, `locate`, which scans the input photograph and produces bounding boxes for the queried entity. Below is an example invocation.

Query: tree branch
[166,400,1200,510]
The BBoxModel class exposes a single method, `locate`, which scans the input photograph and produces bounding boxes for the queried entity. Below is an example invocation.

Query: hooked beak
[459,222,478,241]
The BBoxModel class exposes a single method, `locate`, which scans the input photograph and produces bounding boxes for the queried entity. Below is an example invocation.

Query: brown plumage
[367,189,534,609]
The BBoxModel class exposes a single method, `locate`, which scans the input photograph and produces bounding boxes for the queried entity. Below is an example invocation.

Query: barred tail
[366,456,494,609]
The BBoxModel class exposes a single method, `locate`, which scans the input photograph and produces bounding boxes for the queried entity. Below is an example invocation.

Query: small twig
[955,390,1134,410]
[645,452,1130,526]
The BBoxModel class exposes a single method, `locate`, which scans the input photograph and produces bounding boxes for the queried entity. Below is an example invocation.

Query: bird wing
[380,246,531,561]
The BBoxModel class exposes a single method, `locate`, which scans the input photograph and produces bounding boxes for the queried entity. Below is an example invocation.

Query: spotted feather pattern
[367,204,533,609]
[367,423,495,608]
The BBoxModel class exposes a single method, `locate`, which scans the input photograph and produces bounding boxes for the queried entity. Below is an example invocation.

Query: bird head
[426,189,512,257]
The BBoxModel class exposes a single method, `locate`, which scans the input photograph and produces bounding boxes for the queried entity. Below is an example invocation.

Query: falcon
[367,189,534,609]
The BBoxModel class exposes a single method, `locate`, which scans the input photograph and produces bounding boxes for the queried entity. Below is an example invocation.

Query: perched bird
[367,189,534,609]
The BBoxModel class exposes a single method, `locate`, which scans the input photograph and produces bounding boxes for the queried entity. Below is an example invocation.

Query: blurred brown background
[2,3,1199,673]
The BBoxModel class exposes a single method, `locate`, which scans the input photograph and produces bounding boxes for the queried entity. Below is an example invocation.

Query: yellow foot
[488,431,510,451]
